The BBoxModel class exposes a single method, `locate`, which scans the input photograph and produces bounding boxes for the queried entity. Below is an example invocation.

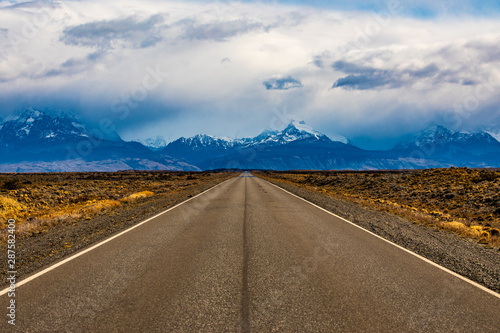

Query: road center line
[0,178,234,297]
[263,178,500,299]
[241,176,251,332]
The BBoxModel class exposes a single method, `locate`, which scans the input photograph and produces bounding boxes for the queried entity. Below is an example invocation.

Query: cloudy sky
[1,0,499,149]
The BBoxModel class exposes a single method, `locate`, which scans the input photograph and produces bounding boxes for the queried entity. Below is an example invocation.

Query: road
[2,173,500,332]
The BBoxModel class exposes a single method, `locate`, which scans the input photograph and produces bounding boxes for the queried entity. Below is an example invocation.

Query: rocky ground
[256,173,500,293]
[258,168,500,247]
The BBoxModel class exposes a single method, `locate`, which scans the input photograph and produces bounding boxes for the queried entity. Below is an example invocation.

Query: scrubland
[0,171,234,284]
[258,168,500,248]
[0,171,231,244]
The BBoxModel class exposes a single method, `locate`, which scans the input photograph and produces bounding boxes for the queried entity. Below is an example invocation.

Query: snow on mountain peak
[397,125,500,149]
[179,134,236,149]
[15,108,42,122]
[282,120,350,144]
[135,136,167,151]
[486,131,500,142]
[413,125,452,147]
[287,120,316,134]
[0,108,93,143]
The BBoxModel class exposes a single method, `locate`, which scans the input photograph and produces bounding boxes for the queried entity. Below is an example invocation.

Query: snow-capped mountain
[248,120,335,145]
[180,134,236,149]
[0,109,198,172]
[134,136,167,151]
[163,120,347,156]
[393,125,500,167]
[0,108,89,146]
[163,120,373,170]
[1,109,499,172]
[397,126,500,149]
[163,122,500,170]
[162,134,238,165]
[486,130,500,142]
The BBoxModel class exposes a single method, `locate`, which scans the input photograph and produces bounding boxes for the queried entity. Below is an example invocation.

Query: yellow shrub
[83,200,121,213]
[0,195,25,212]
[469,226,483,237]
[442,221,467,232]
[121,191,154,202]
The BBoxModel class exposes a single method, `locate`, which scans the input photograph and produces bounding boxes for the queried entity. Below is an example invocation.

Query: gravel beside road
[5,174,499,332]
[0,175,234,287]
[261,177,500,293]
[3,172,498,296]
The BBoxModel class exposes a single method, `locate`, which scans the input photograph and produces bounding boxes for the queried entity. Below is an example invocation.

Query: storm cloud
[331,61,475,90]
[61,14,165,49]
[263,76,302,90]
[0,0,499,149]
[181,18,265,42]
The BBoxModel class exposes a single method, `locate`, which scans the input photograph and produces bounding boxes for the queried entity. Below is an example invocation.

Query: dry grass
[0,195,26,221]
[258,168,500,248]
[0,171,231,243]
[121,191,154,202]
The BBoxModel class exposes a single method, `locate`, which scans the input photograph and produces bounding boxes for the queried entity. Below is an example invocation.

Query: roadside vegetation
[257,168,500,248]
[0,171,232,244]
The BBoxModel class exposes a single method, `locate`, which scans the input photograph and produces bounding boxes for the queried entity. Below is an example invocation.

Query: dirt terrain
[0,171,235,285]
[1,168,499,293]
[256,169,500,292]
[257,168,500,247]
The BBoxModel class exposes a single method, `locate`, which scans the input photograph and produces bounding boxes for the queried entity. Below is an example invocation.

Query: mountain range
[1,109,499,172]
[0,109,197,172]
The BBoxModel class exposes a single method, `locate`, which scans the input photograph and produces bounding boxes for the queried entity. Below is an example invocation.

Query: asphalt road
[2,173,500,332]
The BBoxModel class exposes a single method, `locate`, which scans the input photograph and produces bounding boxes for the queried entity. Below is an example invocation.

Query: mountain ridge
[1,109,500,172]
[0,109,198,172]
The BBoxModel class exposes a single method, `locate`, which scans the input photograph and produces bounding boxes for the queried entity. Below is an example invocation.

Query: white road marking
[0,178,233,296]
[4,174,498,300]
[263,178,500,299]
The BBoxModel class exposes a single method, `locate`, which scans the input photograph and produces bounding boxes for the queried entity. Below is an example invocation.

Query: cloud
[465,39,500,63]
[36,50,109,78]
[62,51,106,68]
[0,27,8,58]
[312,55,324,68]
[0,0,499,149]
[263,76,303,90]
[331,61,472,90]
[180,18,264,42]
[332,73,391,90]
[61,14,165,49]
[332,60,376,75]
[0,0,60,11]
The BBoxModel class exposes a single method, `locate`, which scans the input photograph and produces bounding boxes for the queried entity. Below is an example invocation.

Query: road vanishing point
[2,173,500,332]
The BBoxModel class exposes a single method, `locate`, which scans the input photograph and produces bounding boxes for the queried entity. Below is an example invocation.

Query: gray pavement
[2,173,499,332]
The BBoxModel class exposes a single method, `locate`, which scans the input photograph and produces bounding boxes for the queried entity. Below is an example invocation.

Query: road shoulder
[0,174,235,287]
[259,176,500,293]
